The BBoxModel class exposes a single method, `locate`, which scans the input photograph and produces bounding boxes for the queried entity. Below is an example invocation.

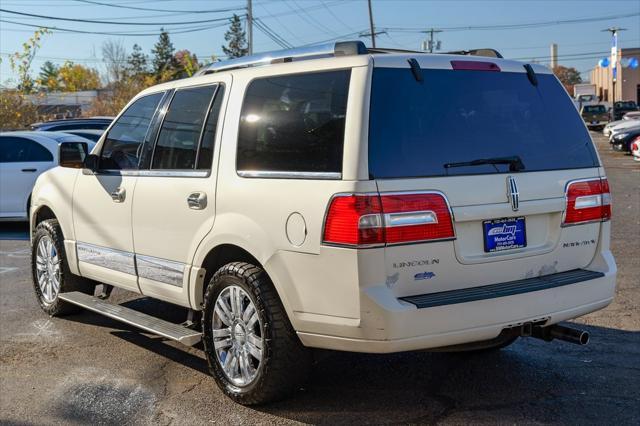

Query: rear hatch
[368,58,605,298]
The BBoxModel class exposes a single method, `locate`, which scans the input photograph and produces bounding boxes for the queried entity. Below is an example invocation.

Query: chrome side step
[58,291,201,346]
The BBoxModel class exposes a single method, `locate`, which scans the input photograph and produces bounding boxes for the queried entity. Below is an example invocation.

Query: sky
[0,0,639,86]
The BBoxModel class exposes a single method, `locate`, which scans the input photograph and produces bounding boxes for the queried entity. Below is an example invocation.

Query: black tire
[31,219,95,316]
[202,262,311,405]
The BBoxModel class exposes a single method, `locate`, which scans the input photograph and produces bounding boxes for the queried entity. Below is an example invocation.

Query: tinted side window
[152,85,216,170]
[197,85,225,170]
[237,70,351,175]
[100,93,163,170]
[0,137,53,162]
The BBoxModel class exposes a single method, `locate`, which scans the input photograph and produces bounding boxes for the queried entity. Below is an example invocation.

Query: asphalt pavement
[0,132,638,425]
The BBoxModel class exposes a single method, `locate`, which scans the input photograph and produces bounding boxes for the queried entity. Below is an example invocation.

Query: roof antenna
[408,58,423,82]
[524,64,538,86]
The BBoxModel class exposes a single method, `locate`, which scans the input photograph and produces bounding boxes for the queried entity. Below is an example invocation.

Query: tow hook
[529,324,590,345]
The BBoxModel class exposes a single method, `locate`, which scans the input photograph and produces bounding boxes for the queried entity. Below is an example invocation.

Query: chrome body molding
[77,242,136,276]
[136,254,185,287]
[237,170,342,180]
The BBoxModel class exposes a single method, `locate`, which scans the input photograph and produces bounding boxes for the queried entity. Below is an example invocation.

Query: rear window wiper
[444,155,525,172]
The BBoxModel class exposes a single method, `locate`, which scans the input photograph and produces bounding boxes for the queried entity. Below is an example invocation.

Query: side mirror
[59,142,88,169]
[83,154,100,172]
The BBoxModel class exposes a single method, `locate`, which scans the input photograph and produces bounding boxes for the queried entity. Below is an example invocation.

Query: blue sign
[483,217,527,252]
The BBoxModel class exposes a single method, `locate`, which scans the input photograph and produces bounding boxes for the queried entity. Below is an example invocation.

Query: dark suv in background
[611,101,639,121]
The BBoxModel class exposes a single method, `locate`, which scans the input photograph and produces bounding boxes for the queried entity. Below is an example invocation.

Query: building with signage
[590,47,640,103]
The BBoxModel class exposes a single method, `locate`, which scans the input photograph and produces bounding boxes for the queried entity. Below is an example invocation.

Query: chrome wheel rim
[212,285,263,387]
[35,236,61,304]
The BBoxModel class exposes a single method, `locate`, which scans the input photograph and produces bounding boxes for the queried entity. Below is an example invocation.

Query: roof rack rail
[196,41,367,75]
[445,48,503,59]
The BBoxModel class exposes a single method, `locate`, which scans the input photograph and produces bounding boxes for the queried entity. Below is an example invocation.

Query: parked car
[55,129,104,142]
[31,117,113,132]
[610,100,639,121]
[608,119,640,143]
[611,126,640,153]
[1,132,94,221]
[580,104,609,130]
[603,114,640,137]
[28,42,616,405]
[631,136,640,161]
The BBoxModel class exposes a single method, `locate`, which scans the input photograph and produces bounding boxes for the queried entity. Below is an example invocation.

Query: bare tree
[102,39,127,84]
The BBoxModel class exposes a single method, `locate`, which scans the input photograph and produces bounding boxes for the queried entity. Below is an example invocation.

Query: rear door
[0,136,54,218]
[131,79,229,307]
[368,61,603,298]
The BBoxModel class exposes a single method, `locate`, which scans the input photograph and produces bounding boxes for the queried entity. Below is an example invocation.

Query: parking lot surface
[0,132,638,425]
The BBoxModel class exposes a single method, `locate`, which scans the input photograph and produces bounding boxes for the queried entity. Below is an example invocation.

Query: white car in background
[0,131,94,221]
[603,115,640,137]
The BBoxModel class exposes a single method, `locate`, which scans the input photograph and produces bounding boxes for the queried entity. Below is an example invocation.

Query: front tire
[202,262,311,405]
[31,219,95,316]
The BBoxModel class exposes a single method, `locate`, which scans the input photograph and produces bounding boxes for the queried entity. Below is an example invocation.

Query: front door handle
[21,168,37,172]
[187,192,207,210]
[110,187,126,203]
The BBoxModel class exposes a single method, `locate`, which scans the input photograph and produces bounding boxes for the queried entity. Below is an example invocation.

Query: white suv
[29,42,617,405]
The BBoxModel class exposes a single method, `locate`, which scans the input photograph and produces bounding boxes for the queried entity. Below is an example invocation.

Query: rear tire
[31,219,95,316]
[202,262,311,405]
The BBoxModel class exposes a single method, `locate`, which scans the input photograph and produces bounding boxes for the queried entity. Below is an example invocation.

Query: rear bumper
[297,251,616,353]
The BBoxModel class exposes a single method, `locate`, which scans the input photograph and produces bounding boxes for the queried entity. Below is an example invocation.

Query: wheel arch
[193,242,297,327]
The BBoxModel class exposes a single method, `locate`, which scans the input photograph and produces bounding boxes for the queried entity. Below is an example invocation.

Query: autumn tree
[174,50,200,78]
[0,90,40,130]
[152,29,177,82]
[37,61,60,91]
[552,65,583,94]
[222,14,248,58]
[57,62,101,91]
[9,28,50,94]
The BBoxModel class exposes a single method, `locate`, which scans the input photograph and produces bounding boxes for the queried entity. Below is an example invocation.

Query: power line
[382,11,639,33]
[0,18,229,36]
[72,0,246,14]
[0,7,233,26]
[253,18,292,49]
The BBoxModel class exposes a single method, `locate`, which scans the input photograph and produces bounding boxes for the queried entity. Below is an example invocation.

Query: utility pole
[367,0,376,48]
[247,0,253,55]
[422,28,442,53]
[602,27,626,105]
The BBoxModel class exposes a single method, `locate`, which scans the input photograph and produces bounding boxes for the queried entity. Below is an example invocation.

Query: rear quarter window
[369,68,599,178]
[237,70,351,176]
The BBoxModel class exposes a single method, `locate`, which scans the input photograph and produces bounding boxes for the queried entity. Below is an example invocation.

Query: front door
[132,80,228,307]
[73,92,165,291]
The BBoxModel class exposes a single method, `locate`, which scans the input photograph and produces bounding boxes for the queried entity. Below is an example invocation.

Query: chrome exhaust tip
[532,324,590,345]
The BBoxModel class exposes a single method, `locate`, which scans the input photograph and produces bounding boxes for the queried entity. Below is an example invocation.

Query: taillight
[563,178,611,226]
[323,192,455,248]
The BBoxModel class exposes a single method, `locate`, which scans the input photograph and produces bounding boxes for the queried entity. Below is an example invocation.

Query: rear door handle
[21,168,37,172]
[187,192,207,210]
[110,187,126,203]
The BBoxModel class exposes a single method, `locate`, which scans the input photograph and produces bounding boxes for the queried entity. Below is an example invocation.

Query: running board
[58,291,201,346]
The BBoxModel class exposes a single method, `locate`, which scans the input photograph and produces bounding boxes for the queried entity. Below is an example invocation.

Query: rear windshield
[584,105,606,113]
[369,68,599,178]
